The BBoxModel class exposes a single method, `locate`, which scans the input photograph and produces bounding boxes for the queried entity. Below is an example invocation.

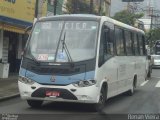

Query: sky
[110,0,160,16]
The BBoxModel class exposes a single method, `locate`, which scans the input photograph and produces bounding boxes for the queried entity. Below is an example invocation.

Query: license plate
[46,91,60,97]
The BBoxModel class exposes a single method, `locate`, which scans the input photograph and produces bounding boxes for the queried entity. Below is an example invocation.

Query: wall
[0,0,36,26]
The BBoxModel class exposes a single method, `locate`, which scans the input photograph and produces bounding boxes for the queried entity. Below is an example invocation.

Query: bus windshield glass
[26,21,98,62]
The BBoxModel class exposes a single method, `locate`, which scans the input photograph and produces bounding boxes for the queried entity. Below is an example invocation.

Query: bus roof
[39,14,101,22]
[39,14,144,34]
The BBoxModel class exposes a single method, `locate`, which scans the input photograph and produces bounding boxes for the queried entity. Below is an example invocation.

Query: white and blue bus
[18,15,147,111]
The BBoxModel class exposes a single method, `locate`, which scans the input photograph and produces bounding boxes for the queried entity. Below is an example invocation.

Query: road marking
[140,80,149,86]
[155,81,160,87]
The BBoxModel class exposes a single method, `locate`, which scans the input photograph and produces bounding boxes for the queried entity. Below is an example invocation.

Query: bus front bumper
[18,81,100,104]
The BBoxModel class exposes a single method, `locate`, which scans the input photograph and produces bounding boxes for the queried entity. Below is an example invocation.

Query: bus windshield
[25,21,98,62]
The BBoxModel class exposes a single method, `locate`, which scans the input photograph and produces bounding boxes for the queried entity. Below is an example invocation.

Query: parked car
[151,55,160,68]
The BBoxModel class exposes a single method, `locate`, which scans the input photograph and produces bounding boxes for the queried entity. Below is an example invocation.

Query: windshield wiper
[30,54,40,65]
[61,32,73,64]
[54,22,74,67]
[54,22,65,62]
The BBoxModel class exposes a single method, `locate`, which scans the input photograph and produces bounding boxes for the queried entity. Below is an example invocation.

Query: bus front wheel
[27,100,43,108]
[92,86,107,112]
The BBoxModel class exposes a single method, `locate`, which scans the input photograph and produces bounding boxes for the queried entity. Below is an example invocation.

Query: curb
[0,93,20,102]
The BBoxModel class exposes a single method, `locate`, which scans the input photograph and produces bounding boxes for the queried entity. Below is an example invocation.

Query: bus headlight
[18,76,35,85]
[72,80,96,87]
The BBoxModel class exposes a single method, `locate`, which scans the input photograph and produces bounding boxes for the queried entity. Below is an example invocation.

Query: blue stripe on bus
[19,68,95,85]
[19,68,26,76]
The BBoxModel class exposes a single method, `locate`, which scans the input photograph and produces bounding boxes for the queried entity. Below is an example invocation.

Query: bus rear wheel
[147,66,152,78]
[127,79,137,96]
[27,100,43,108]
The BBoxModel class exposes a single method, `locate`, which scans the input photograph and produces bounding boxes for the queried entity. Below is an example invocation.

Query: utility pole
[150,8,153,30]
[73,0,77,14]
[34,0,44,19]
[99,0,102,15]
[35,0,38,18]
[127,2,130,12]
[54,0,57,15]
[127,2,134,13]
[90,0,93,14]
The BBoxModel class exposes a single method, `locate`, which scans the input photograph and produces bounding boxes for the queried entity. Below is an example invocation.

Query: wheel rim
[132,86,134,93]
[132,82,136,93]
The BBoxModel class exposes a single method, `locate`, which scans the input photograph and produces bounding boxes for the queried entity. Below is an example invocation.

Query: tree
[113,10,144,26]
[65,0,98,14]
[146,28,160,48]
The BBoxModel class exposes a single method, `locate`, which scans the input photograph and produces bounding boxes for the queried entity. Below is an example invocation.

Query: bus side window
[134,33,140,56]
[115,27,125,56]
[137,34,140,55]
[104,27,114,59]
[125,30,133,56]
[142,35,146,55]
[139,34,146,56]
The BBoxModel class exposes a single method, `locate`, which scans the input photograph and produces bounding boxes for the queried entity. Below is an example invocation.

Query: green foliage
[113,10,144,26]
[146,28,160,47]
[65,0,98,14]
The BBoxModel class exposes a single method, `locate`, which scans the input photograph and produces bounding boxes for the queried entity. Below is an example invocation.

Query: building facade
[94,0,111,16]
[47,0,64,16]
[62,0,111,16]
[0,0,48,78]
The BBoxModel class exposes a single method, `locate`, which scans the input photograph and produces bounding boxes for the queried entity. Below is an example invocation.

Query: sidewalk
[0,74,19,101]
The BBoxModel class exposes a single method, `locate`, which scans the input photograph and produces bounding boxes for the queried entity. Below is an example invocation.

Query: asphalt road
[0,69,160,120]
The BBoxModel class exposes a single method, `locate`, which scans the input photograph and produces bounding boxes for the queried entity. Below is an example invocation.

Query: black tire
[147,66,152,78]
[92,86,107,112]
[150,66,152,73]
[147,70,151,78]
[27,100,43,108]
[127,79,136,96]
